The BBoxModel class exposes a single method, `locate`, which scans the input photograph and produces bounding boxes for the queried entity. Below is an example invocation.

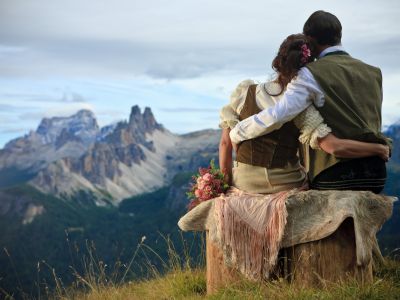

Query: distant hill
[379,122,400,253]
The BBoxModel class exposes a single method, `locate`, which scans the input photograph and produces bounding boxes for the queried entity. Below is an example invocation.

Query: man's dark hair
[303,10,342,46]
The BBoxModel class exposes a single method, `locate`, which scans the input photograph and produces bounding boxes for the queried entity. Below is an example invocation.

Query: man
[229,10,391,193]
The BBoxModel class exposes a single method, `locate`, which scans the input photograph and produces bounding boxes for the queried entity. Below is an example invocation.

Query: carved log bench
[178,190,396,294]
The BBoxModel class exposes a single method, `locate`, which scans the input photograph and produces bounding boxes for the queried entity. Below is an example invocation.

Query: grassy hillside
[24,256,400,300]
[0,177,203,299]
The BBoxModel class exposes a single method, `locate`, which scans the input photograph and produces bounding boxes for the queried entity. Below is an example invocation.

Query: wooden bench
[206,217,373,294]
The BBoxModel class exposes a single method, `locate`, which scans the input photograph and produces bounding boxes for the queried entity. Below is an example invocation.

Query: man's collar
[319,45,345,58]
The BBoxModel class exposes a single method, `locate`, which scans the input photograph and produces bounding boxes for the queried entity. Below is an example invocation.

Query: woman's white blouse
[219,80,331,149]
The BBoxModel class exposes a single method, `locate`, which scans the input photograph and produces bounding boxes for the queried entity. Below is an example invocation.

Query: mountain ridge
[0,105,220,207]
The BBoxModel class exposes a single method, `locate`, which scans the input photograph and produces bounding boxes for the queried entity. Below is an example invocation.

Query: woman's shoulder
[230,79,255,102]
[262,81,282,96]
[219,79,255,129]
[226,78,283,108]
[228,79,284,110]
[225,79,255,113]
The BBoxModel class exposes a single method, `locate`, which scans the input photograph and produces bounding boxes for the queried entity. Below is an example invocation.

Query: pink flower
[195,189,202,198]
[202,173,213,182]
[213,179,221,189]
[187,159,230,210]
[198,167,211,176]
[198,179,206,190]
[301,44,311,64]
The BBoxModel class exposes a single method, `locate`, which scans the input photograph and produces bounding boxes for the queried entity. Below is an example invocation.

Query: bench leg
[206,231,240,294]
[281,218,373,287]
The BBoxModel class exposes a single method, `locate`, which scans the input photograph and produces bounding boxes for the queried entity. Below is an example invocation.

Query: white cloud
[1,0,399,79]
[0,0,399,147]
[17,103,95,121]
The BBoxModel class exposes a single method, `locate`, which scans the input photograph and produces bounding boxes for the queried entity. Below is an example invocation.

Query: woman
[219,34,389,193]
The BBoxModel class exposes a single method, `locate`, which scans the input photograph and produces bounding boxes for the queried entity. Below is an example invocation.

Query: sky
[0,0,399,148]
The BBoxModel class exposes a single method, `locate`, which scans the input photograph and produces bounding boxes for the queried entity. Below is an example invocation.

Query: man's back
[306,52,383,140]
[305,52,389,182]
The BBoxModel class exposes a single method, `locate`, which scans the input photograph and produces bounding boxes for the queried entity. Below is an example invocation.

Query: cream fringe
[214,188,291,280]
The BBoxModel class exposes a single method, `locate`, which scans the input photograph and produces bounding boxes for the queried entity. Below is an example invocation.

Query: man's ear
[305,36,320,57]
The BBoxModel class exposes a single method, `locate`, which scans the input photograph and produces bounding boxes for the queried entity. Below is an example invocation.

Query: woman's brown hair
[271,33,315,95]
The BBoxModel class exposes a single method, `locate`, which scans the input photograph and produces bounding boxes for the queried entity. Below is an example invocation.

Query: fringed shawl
[178,189,395,281]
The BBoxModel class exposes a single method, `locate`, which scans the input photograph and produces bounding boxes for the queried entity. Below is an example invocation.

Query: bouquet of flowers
[186,159,230,210]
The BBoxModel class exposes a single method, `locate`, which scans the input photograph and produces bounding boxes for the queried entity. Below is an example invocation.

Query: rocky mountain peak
[143,107,161,131]
[128,105,142,129]
[36,109,99,145]
[130,105,141,117]
[128,105,162,134]
[76,109,96,118]
[0,105,168,184]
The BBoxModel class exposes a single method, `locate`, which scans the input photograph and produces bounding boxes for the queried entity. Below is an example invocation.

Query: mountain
[0,109,99,174]
[378,123,400,252]
[29,107,219,205]
[0,106,219,211]
[385,122,400,164]
[0,106,220,207]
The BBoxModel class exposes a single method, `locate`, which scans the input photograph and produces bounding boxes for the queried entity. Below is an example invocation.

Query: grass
[70,269,206,300]
[70,260,400,300]
[1,234,399,300]
[56,233,207,300]
[62,258,400,300]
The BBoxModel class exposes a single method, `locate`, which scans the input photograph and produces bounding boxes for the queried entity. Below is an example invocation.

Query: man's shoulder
[340,54,381,71]
[307,54,381,73]
[346,56,382,77]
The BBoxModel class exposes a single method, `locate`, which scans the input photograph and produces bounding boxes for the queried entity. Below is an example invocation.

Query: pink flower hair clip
[301,44,311,64]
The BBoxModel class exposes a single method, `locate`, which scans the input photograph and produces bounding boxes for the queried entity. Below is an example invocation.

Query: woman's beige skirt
[232,160,306,194]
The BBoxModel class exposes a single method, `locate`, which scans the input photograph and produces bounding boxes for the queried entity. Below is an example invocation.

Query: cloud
[0,37,265,80]
[0,90,87,103]
[61,91,85,103]
[0,45,27,56]
[1,0,398,80]
[0,127,31,134]
[17,102,95,121]
[0,0,399,148]
[0,104,24,111]
[160,107,218,113]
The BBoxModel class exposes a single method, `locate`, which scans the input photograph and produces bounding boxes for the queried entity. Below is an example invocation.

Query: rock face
[0,109,100,173]
[0,105,221,205]
[36,109,99,145]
